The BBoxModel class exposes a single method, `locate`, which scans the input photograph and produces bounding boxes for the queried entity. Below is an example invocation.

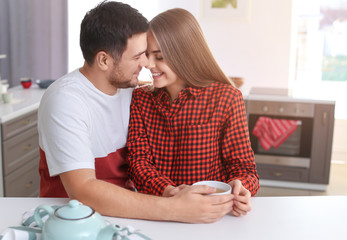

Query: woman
[127,8,259,216]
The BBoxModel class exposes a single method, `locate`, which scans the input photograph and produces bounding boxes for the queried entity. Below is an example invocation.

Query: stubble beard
[108,66,137,89]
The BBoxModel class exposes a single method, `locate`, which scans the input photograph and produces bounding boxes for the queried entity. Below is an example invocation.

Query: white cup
[2,92,13,104]
[192,180,231,195]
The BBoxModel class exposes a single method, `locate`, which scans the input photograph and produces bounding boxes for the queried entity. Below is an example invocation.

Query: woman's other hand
[228,179,252,217]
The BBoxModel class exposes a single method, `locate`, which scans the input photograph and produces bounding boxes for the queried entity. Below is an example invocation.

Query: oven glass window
[249,115,313,158]
[257,125,301,156]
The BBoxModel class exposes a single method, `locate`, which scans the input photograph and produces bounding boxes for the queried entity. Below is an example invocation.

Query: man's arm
[60,169,233,223]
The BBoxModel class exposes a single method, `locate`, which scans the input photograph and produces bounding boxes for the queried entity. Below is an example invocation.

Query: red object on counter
[21,80,32,89]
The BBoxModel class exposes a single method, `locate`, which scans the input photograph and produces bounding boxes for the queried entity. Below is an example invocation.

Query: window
[292,0,347,119]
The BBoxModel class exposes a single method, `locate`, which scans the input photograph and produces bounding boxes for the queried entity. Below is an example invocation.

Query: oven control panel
[247,101,314,117]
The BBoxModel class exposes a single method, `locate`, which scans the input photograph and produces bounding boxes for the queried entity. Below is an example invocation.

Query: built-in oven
[248,101,315,169]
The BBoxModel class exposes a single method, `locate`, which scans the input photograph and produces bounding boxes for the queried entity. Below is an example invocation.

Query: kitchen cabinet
[2,110,39,196]
[0,85,45,197]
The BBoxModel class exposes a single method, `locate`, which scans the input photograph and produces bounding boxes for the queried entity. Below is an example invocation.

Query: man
[38,1,234,223]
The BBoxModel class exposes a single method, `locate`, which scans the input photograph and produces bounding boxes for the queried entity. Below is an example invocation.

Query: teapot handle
[34,205,55,228]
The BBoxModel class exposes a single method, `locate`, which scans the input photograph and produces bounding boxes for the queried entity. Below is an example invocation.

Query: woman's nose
[145,56,155,69]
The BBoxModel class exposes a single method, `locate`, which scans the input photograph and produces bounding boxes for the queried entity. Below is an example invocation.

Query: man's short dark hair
[80,1,148,64]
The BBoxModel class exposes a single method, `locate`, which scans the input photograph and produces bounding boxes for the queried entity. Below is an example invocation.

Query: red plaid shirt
[127,82,259,196]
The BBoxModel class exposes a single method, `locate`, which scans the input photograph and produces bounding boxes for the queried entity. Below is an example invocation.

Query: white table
[1,196,346,240]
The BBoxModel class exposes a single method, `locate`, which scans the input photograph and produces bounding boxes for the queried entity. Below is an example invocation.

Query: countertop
[0,196,347,240]
[0,84,45,123]
[244,93,336,104]
[243,87,336,104]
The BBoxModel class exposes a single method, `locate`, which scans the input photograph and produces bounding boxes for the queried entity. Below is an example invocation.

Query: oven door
[247,101,314,168]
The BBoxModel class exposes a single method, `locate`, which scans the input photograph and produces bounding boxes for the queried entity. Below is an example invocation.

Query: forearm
[60,170,232,223]
[225,149,259,196]
[60,168,235,223]
[60,169,173,220]
[75,180,172,220]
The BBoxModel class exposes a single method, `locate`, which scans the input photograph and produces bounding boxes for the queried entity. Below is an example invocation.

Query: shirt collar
[184,86,204,98]
[153,85,205,101]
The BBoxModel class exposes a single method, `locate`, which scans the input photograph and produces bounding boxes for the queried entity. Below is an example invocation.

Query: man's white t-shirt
[38,69,133,196]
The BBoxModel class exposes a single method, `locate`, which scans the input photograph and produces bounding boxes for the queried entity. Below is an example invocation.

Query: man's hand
[163,184,189,197]
[168,185,233,223]
[228,179,252,217]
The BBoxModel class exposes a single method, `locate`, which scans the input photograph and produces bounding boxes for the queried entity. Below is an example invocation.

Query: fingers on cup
[192,181,232,195]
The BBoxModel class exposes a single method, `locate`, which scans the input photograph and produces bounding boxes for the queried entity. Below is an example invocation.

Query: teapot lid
[55,200,94,220]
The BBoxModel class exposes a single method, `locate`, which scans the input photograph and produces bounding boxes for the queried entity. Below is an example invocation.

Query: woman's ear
[95,51,112,71]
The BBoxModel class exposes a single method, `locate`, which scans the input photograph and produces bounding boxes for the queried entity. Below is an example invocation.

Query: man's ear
[95,51,112,71]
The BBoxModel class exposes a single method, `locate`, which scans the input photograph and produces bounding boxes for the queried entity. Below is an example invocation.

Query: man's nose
[144,56,155,69]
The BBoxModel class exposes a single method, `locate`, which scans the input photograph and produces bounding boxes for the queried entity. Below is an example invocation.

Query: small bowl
[36,79,55,89]
[20,78,32,89]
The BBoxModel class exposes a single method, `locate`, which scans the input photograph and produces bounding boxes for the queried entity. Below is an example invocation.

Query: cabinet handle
[25,181,33,188]
[22,120,31,125]
[322,112,327,126]
[272,172,283,177]
[24,144,32,150]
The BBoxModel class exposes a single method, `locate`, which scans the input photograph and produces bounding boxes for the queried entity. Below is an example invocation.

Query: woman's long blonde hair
[149,8,232,87]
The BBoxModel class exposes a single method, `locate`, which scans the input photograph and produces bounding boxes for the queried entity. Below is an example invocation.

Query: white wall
[208,0,292,95]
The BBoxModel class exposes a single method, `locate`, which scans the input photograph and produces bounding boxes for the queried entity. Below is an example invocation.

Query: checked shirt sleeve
[126,92,175,196]
[221,90,260,196]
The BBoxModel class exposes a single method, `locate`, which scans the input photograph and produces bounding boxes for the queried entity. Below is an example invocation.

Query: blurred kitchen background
[0,0,346,196]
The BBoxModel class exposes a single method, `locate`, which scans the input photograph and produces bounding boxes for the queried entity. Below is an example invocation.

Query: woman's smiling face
[146,31,184,91]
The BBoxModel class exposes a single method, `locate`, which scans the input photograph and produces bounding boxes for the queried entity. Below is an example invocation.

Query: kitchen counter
[244,93,336,105]
[243,87,336,105]
[0,84,45,123]
[0,196,346,240]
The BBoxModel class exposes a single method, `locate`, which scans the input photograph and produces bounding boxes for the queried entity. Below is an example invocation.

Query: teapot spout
[97,224,121,240]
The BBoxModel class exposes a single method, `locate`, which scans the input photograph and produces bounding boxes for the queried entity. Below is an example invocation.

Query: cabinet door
[2,127,39,174]
[4,157,40,197]
[309,104,335,184]
[1,110,37,140]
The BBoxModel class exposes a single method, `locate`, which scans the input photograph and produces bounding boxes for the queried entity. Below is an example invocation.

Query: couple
[38,1,259,223]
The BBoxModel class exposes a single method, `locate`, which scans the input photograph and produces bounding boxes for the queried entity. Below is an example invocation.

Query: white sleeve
[38,90,94,176]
